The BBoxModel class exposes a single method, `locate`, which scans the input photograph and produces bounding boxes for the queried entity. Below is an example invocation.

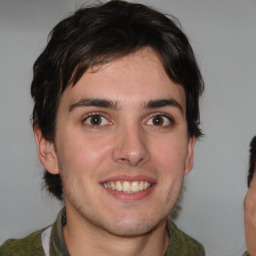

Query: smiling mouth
[102,181,152,193]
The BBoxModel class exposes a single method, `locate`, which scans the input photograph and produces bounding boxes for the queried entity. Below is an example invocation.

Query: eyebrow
[69,98,118,112]
[144,99,184,114]
[69,98,184,114]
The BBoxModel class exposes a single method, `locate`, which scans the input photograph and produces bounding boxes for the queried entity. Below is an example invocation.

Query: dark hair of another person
[247,136,256,187]
[30,0,204,200]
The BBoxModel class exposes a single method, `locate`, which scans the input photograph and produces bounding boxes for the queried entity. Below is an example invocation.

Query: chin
[100,217,165,237]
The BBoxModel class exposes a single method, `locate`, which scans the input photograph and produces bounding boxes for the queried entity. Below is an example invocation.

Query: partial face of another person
[38,47,195,237]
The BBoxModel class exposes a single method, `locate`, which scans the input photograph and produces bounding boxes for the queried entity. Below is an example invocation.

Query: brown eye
[146,114,174,127]
[90,115,102,125]
[152,115,164,126]
[83,114,109,126]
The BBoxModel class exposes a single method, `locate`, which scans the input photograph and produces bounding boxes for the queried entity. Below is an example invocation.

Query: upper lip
[99,175,156,184]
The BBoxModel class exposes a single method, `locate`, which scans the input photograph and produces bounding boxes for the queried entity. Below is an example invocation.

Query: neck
[63,207,169,256]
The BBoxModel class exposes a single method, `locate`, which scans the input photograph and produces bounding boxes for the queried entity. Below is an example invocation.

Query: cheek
[58,135,111,174]
[152,136,188,171]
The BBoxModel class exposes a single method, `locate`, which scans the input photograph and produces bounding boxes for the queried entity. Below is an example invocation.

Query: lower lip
[102,185,155,201]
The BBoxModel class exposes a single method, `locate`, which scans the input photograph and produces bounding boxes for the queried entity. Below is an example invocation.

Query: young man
[0,1,205,255]
[243,136,256,256]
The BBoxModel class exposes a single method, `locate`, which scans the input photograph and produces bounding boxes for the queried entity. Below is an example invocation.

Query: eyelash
[81,112,175,128]
[82,112,111,128]
[146,113,175,127]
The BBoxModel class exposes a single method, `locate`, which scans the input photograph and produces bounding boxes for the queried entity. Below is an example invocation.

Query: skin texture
[35,48,195,256]
[244,172,256,256]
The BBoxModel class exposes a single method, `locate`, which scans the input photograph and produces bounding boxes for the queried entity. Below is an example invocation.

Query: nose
[112,124,150,167]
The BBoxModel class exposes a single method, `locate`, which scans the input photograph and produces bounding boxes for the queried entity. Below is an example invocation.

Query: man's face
[41,48,195,236]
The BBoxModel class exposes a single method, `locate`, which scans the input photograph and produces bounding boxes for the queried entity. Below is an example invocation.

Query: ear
[34,125,59,175]
[184,136,196,175]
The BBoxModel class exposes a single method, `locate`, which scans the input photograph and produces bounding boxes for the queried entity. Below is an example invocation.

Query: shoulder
[166,220,205,256]
[0,229,44,256]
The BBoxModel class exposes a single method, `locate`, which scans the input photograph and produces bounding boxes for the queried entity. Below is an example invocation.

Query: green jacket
[0,209,205,256]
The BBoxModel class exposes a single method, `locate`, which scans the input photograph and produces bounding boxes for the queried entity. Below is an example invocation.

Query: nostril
[118,158,129,163]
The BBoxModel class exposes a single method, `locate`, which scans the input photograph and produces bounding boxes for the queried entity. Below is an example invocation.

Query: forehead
[61,48,186,110]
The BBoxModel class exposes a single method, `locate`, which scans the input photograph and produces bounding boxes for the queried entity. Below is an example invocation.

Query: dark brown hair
[31,0,204,200]
[247,136,256,187]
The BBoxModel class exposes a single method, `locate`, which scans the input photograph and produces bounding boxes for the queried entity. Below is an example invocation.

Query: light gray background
[0,0,256,255]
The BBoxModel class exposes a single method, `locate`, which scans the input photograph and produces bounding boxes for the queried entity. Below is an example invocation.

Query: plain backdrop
[0,0,256,255]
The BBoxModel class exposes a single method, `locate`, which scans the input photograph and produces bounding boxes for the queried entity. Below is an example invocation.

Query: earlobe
[184,136,196,175]
[34,125,59,175]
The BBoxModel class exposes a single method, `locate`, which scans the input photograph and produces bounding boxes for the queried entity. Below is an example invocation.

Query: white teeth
[131,181,139,192]
[110,182,116,190]
[144,181,149,189]
[103,181,151,193]
[123,181,130,192]
[139,181,144,191]
[116,181,122,191]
